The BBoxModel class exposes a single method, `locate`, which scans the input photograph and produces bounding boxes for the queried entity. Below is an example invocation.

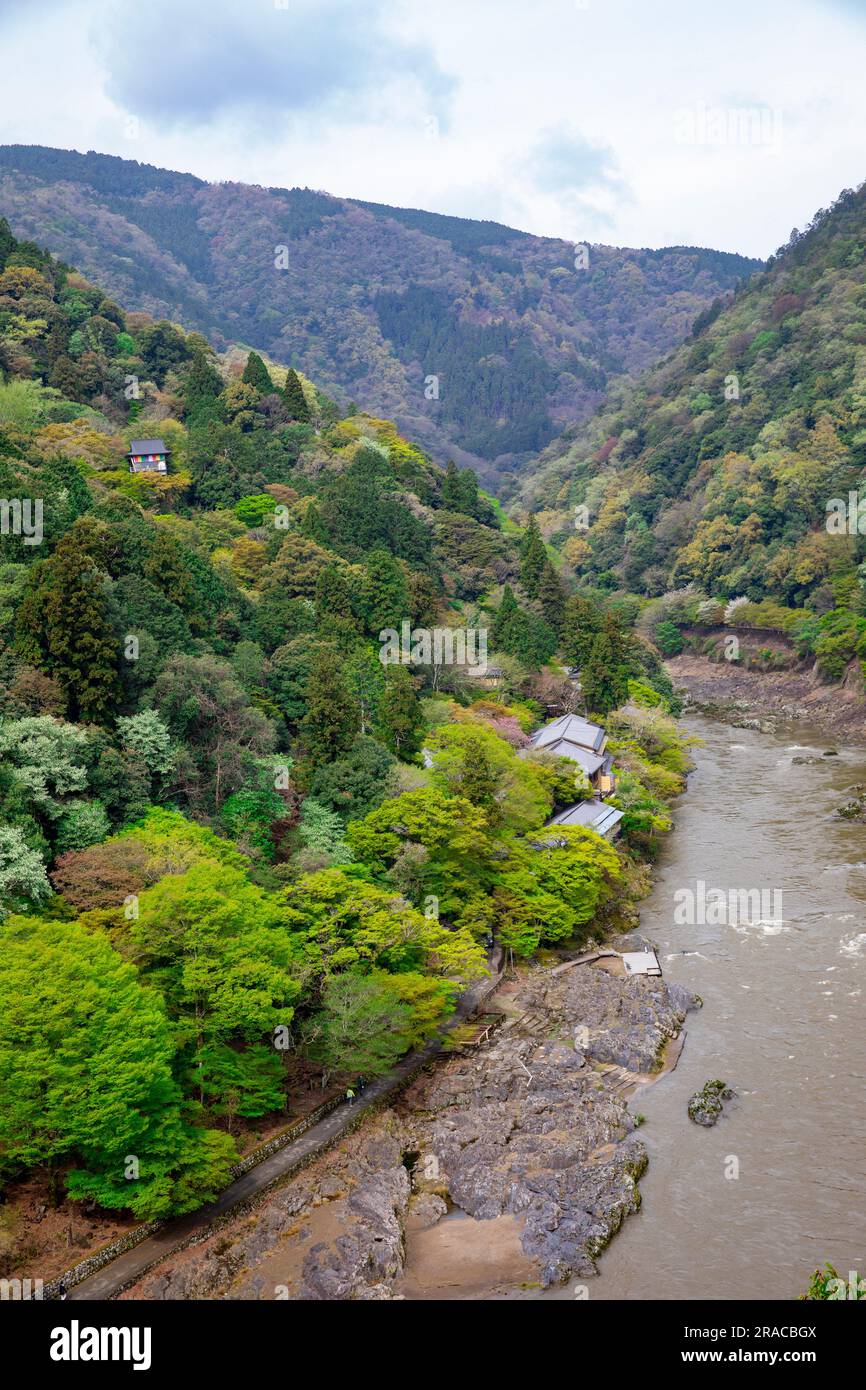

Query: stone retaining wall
[42,1094,343,1299]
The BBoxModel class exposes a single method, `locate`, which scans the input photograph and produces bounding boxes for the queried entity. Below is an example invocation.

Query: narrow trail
[65,949,503,1301]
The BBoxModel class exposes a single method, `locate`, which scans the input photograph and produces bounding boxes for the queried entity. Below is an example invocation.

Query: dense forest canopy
[516,182,866,683]
[0,214,685,1233]
[0,144,760,489]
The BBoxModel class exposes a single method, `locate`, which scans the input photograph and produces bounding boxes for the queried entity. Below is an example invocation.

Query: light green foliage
[0,826,52,917]
[55,798,111,854]
[0,916,236,1218]
[297,797,354,865]
[0,715,90,817]
[131,861,302,1109]
[282,867,486,985]
[428,720,553,833]
[116,710,175,776]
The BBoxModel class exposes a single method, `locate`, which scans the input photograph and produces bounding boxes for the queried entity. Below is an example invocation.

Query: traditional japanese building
[127,438,170,474]
[546,798,624,840]
[529,712,616,795]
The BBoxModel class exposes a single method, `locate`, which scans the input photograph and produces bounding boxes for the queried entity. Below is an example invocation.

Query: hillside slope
[517,181,866,683]
[0,144,760,489]
[0,214,690,1274]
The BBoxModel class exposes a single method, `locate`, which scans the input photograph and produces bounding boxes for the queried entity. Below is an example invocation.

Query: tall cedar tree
[16,525,120,723]
[580,616,631,715]
[283,367,311,421]
[561,595,603,668]
[299,500,329,546]
[441,459,479,516]
[377,664,423,758]
[301,651,359,765]
[520,515,548,598]
[492,584,520,647]
[537,562,566,635]
[183,349,224,414]
[242,350,273,394]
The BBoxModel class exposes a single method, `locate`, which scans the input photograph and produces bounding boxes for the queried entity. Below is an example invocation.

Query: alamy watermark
[674,879,784,927]
[0,497,43,546]
[826,493,866,535]
[674,102,783,148]
[379,621,488,676]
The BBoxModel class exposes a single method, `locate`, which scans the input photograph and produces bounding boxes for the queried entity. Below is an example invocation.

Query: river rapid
[540,712,866,1301]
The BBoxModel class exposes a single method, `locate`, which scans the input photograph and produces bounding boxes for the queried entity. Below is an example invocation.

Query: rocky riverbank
[123,952,699,1300]
[667,652,866,742]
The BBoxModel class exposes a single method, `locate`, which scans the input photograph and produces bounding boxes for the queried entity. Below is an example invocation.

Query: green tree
[309,734,395,821]
[0,916,236,1218]
[561,595,603,668]
[16,524,120,722]
[377,664,423,758]
[344,646,386,735]
[301,650,359,765]
[117,710,175,777]
[301,971,414,1079]
[283,368,310,421]
[132,861,301,1110]
[654,619,684,655]
[520,515,548,598]
[183,348,224,414]
[537,562,567,634]
[242,350,274,394]
[363,549,410,633]
[0,826,52,918]
[580,616,632,714]
[154,653,276,812]
[54,799,110,854]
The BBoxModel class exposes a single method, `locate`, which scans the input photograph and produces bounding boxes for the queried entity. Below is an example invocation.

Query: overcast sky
[1,0,864,257]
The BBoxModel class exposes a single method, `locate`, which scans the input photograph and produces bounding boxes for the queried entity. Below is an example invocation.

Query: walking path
[66,948,503,1301]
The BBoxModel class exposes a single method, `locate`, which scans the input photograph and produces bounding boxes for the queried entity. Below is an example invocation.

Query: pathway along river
[536,712,866,1301]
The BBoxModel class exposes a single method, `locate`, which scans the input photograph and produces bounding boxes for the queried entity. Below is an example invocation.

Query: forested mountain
[0,215,686,1251]
[517,182,866,683]
[0,144,760,489]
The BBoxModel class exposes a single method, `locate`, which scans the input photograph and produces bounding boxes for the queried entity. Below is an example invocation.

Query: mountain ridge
[0,143,761,490]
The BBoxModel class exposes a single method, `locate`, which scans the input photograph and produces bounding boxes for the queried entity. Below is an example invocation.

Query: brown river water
[534,712,866,1301]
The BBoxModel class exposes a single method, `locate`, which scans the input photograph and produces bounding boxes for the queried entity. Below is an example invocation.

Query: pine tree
[580,617,631,715]
[537,562,566,635]
[242,350,273,394]
[520,515,548,598]
[16,524,120,723]
[458,731,499,820]
[301,651,359,765]
[283,368,311,422]
[377,664,422,758]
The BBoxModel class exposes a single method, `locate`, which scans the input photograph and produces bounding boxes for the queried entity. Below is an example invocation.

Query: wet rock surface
[400,963,700,1287]
[837,785,866,821]
[129,960,700,1299]
[688,1079,734,1127]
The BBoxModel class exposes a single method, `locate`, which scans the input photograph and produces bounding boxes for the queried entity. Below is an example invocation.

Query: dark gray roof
[127,439,169,455]
[547,799,624,836]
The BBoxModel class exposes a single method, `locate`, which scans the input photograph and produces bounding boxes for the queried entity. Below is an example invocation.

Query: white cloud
[0,0,865,256]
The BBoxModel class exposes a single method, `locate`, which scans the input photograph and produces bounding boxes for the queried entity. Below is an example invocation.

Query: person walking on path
[346,1087,355,1105]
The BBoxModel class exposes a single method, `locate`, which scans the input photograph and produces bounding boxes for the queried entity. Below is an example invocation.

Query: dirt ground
[395,1211,537,1300]
[667,652,866,742]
